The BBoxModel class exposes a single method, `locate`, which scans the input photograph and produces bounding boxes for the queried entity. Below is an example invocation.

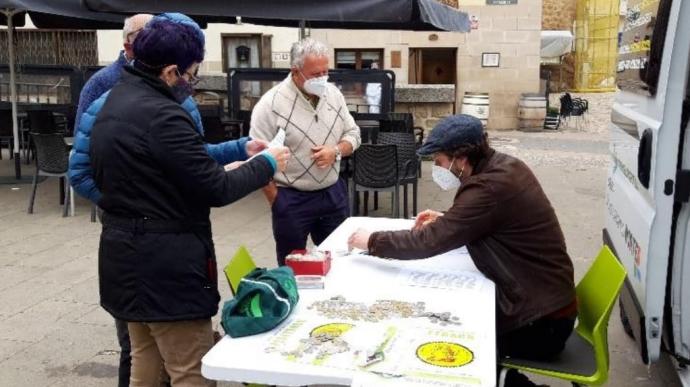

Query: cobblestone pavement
[0,109,683,386]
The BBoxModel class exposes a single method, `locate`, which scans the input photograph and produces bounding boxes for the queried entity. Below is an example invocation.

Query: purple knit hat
[133,16,204,74]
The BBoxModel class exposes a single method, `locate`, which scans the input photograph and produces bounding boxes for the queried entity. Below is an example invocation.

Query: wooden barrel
[460,92,490,128]
[518,93,547,132]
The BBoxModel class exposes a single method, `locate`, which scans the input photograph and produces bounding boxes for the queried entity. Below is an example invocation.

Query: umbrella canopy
[0,0,124,28]
[1,1,126,180]
[83,0,471,32]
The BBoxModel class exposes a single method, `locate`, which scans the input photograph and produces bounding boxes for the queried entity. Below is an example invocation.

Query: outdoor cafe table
[202,217,496,386]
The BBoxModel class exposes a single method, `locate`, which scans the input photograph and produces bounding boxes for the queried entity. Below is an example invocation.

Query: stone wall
[312,0,542,130]
[457,0,543,129]
[396,102,455,132]
[542,0,576,30]
[395,85,456,132]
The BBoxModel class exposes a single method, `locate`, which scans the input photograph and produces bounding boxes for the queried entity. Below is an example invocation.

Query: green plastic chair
[500,246,627,386]
[224,246,258,296]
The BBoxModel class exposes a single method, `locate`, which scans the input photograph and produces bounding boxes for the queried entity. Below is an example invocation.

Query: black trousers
[498,317,575,387]
[271,179,349,266]
[114,318,131,387]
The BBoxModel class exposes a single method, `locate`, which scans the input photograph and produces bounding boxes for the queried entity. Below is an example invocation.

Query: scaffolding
[574,0,620,92]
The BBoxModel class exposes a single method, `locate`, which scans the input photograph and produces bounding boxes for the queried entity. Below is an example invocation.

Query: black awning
[0,0,124,29]
[82,0,470,32]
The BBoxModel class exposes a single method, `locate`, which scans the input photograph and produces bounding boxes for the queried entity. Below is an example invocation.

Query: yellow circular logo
[310,323,354,338]
[416,341,474,368]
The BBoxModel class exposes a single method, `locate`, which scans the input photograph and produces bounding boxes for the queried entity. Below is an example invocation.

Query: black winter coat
[91,66,274,322]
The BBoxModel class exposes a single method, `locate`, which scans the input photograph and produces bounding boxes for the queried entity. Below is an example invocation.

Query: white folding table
[202,217,496,386]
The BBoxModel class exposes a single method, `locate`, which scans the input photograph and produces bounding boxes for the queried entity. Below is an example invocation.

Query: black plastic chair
[559,93,588,130]
[379,112,413,134]
[199,104,242,144]
[0,109,15,160]
[356,120,380,144]
[351,144,401,218]
[27,133,72,217]
[27,110,60,134]
[378,131,420,218]
[25,110,61,164]
[379,111,423,173]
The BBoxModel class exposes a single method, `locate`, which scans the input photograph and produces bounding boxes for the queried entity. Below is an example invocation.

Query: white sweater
[249,76,361,191]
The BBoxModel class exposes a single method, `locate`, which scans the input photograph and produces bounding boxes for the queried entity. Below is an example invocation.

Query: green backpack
[221,266,299,338]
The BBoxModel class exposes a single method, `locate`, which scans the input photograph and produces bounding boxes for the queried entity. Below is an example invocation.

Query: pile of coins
[266,331,350,359]
[307,296,461,326]
[419,311,461,326]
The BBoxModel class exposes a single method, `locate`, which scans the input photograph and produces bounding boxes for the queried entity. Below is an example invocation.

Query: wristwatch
[334,146,342,162]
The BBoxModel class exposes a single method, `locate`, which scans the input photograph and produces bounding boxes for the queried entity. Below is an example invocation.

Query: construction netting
[573,0,620,92]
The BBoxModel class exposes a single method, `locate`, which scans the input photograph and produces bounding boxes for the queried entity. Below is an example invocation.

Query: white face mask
[302,74,329,96]
[432,158,462,191]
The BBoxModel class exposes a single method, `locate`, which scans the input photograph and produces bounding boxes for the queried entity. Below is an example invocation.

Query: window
[335,49,383,70]
[221,34,272,73]
[616,0,673,96]
[334,49,383,107]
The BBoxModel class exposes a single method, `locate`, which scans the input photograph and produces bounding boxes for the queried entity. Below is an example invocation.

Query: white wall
[97,22,298,72]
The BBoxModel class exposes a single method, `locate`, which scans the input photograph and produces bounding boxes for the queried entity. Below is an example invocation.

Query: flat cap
[417,114,484,155]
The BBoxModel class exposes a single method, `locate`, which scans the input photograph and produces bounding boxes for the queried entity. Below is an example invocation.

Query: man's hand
[348,228,372,252]
[311,145,337,169]
[266,146,290,172]
[413,209,444,231]
[246,139,269,157]
[224,161,244,171]
[263,182,278,206]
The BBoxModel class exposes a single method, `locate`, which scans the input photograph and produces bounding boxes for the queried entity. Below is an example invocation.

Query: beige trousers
[128,319,216,387]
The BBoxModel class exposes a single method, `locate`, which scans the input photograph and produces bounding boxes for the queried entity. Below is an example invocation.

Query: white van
[605,0,690,383]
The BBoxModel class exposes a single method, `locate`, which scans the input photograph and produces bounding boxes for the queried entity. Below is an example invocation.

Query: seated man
[348,114,576,387]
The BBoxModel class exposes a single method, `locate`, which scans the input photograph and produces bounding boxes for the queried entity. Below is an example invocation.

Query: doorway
[408,48,457,84]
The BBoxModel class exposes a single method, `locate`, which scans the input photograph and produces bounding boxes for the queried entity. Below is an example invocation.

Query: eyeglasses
[176,68,201,86]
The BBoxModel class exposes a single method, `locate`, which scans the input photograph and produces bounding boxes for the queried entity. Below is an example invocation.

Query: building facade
[311,0,543,130]
[91,1,542,130]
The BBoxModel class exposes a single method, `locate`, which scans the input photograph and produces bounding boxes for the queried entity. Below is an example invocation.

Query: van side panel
[606,0,689,362]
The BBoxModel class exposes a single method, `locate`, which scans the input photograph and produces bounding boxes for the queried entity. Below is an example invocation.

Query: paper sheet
[247,127,286,162]
[397,268,484,293]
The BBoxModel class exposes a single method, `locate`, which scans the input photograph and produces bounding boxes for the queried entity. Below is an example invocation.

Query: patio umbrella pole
[3,8,21,179]
[299,19,306,39]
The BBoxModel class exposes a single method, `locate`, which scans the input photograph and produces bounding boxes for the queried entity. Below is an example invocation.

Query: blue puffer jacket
[69,91,249,204]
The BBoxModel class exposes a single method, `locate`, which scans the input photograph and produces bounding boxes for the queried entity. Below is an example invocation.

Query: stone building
[311,0,543,130]
[91,1,544,130]
[541,0,577,90]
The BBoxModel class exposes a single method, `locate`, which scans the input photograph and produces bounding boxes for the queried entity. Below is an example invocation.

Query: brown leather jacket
[368,149,575,333]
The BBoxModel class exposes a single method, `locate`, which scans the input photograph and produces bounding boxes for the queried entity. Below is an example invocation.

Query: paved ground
[0,116,684,386]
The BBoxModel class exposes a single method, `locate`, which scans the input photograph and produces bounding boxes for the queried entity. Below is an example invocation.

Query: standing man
[250,38,361,265]
[73,14,153,135]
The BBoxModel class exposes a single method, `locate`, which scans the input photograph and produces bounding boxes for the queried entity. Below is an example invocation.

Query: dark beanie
[133,17,204,74]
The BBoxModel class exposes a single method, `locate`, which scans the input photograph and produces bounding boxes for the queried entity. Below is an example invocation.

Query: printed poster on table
[263,317,487,386]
